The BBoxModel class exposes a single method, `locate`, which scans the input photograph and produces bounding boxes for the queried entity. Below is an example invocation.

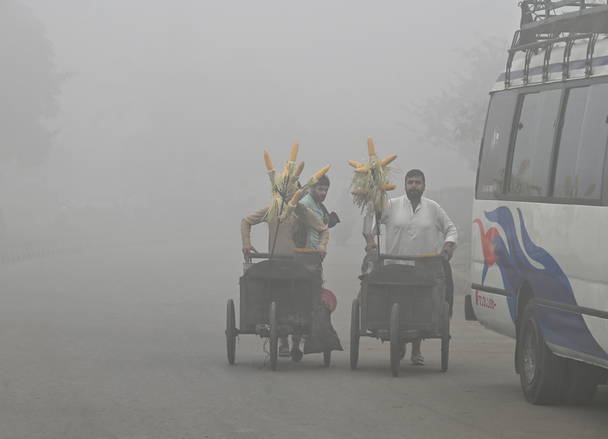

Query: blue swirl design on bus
[475,206,608,360]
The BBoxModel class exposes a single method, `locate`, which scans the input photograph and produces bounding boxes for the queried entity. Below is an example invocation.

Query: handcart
[350,253,450,376]
[225,250,332,370]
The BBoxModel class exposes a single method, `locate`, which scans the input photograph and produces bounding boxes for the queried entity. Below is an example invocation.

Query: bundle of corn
[349,137,397,214]
[263,143,331,222]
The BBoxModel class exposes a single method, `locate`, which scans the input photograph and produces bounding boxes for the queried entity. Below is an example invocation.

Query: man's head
[310,174,330,203]
[404,169,425,202]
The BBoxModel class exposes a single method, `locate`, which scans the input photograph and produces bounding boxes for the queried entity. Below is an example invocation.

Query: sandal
[410,353,425,366]
[291,347,303,362]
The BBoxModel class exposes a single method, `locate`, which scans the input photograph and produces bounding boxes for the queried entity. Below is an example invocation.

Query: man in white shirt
[363,169,457,365]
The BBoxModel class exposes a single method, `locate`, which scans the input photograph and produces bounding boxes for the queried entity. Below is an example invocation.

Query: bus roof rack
[504,1,608,87]
[519,1,608,42]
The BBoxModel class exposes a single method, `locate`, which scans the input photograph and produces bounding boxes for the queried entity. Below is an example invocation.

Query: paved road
[1,240,607,439]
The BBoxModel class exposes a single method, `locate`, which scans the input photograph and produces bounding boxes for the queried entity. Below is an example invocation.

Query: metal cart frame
[350,254,450,376]
[226,252,331,370]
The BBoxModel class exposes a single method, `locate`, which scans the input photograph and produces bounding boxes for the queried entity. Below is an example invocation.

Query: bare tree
[0,0,61,166]
[404,38,506,170]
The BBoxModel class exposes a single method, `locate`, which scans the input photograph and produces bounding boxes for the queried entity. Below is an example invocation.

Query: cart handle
[244,252,293,261]
[244,248,323,261]
[294,248,324,254]
[378,253,442,261]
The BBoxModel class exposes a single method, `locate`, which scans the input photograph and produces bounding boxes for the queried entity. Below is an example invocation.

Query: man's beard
[313,192,327,203]
[406,189,423,202]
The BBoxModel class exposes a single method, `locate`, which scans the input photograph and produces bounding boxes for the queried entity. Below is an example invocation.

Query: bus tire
[516,301,565,405]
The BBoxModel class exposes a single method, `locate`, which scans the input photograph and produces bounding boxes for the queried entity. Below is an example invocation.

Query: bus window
[553,84,608,200]
[509,89,562,197]
[476,92,518,198]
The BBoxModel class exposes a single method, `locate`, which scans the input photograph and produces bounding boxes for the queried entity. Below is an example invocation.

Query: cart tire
[390,302,400,377]
[350,298,360,370]
[269,302,278,371]
[323,350,331,367]
[441,302,450,372]
[226,299,237,365]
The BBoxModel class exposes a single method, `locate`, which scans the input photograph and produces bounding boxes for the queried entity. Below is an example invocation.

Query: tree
[405,38,507,170]
[0,0,60,166]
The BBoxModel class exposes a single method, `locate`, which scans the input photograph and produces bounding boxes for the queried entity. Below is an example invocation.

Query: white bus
[466,1,608,405]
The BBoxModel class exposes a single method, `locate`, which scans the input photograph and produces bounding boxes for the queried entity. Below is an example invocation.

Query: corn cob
[384,184,396,191]
[281,189,305,220]
[355,166,369,174]
[348,160,364,168]
[367,137,376,158]
[289,142,299,162]
[264,151,274,171]
[379,155,397,167]
[306,165,331,187]
[314,165,331,180]
[351,189,369,195]
[289,188,306,206]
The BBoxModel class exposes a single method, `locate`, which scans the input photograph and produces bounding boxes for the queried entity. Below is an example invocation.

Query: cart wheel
[441,302,450,372]
[350,298,360,370]
[225,299,237,365]
[390,302,401,377]
[323,350,331,367]
[269,301,278,371]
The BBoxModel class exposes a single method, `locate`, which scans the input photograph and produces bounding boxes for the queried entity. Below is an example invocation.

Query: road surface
[1,239,606,439]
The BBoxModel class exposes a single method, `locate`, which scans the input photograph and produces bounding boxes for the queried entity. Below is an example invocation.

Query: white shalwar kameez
[363,195,458,257]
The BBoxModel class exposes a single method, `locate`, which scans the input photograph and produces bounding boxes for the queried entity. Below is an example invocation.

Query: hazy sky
[14,1,520,238]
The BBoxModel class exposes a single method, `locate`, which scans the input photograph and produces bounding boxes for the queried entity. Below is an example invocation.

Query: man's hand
[441,242,456,261]
[318,246,327,261]
[363,233,377,253]
[242,245,258,257]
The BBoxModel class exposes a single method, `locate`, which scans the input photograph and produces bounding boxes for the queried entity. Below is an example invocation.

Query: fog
[3,0,518,255]
[7,2,608,437]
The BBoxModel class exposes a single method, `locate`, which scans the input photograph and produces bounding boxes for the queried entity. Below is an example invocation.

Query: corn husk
[295,161,305,178]
[267,169,276,187]
[262,145,330,223]
[349,138,398,215]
